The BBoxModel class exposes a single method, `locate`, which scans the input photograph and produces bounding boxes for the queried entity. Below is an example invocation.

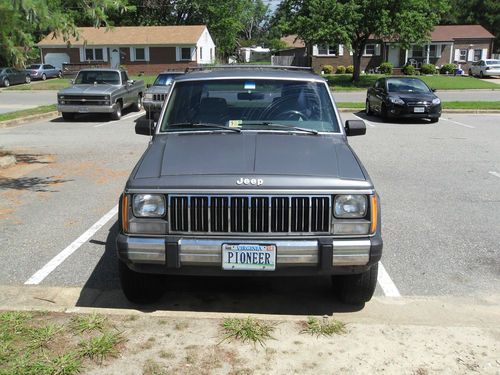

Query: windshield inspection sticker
[229,120,242,128]
[244,81,256,90]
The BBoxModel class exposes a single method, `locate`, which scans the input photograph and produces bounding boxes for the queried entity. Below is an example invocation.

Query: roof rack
[184,64,313,73]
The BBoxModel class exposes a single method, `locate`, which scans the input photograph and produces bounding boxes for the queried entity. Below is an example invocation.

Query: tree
[0,0,131,66]
[275,0,450,81]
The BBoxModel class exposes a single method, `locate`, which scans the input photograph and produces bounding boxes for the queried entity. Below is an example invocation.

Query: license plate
[78,107,89,113]
[414,107,425,113]
[222,244,276,271]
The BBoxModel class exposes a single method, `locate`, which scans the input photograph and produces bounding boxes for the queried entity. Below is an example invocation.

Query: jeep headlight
[133,194,166,217]
[145,93,153,100]
[334,195,367,218]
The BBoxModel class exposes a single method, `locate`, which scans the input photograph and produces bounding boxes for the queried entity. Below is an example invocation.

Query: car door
[14,68,24,84]
[121,71,133,105]
[372,79,385,113]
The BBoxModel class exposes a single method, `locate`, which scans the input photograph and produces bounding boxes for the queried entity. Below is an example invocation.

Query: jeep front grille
[169,195,330,234]
[153,94,166,102]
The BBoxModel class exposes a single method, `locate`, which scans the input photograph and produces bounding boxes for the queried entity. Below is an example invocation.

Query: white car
[469,59,500,78]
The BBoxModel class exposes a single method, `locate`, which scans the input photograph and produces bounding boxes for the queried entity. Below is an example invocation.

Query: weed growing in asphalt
[70,313,108,333]
[220,317,275,346]
[27,323,62,349]
[143,358,169,375]
[300,316,346,337]
[78,331,124,362]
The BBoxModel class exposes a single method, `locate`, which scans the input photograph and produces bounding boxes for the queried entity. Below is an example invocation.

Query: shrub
[402,64,416,75]
[440,63,456,75]
[322,65,334,74]
[379,62,393,75]
[420,63,436,75]
[345,65,354,74]
[336,65,346,74]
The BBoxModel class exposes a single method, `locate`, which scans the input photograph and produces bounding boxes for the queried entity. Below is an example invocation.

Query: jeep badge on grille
[236,177,263,186]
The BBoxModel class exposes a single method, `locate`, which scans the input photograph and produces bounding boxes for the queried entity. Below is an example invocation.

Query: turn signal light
[370,195,378,234]
[121,194,129,233]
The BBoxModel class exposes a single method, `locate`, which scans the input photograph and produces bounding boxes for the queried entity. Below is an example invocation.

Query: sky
[263,0,281,13]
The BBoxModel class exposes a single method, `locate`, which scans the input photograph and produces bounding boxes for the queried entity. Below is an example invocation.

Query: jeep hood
[128,132,371,190]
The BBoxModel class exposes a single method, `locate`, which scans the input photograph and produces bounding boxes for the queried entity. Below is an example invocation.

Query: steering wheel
[272,109,307,121]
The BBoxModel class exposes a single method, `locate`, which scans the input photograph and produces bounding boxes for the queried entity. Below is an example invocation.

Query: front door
[388,45,400,67]
[110,48,120,68]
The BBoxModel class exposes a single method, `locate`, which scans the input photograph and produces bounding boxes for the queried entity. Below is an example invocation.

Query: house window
[135,48,145,61]
[85,48,104,61]
[364,44,376,56]
[426,45,437,58]
[411,45,424,58]
[181,47,192,60]
[317,45,338,56]
[459,49,467,61]
[473,49,482,62]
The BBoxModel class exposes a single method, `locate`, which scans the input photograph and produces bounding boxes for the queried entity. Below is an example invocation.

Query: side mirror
[70,79,74,85]
[146,83,151,88]
[431,88,436,92]
[126,79,134,86]
[135,119,156,136]
[345,120,366,136]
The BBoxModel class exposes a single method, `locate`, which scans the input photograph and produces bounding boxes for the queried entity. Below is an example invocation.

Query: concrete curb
[0,111,59,128]
[338,108,500,113]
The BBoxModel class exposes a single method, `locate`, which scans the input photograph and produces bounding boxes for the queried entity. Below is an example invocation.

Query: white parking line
[489,171,500,179]
[377,262,401,297]
[353,114,376,127]
[440,117,475,129]
[94,111,144,128]
[24,205,118,285]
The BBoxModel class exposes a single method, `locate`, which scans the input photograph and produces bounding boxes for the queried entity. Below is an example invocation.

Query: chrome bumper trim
[178,239,318,267]
[332,239,370,265]
[57,104,116,113]
[120,237,165,264]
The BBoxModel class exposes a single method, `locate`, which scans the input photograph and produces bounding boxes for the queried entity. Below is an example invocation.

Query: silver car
[143,71,184,117]
[469,59,500,78]
[26,64,62,80]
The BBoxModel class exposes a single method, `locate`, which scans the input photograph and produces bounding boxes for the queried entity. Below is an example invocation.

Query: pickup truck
[118,66,382,306]
[57,69,144,121]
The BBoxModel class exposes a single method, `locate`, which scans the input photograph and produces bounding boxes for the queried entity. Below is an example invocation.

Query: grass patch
[300,316,346,337]
[78,331,124,362]
[220,317,275,346]
[326,74,499,91]
[5,78,72,91]
[70,313,108,334]
[0,310,125,374]
[336,102,365,109]
[0,104,57,123]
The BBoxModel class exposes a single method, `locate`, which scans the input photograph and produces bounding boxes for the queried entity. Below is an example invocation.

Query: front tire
[131,95,142,112]
[118,260,163,304]
[58,71,63,78]
[332,263,378,304]
[365,99,373,115]
[111,101,122,120]
[430,117,439,123]
[479,71,484,78]
[3,78,10,87]
[469,69,473,77]
[25,75,31,84]
[61,112,75,121]
[41,73,47,81]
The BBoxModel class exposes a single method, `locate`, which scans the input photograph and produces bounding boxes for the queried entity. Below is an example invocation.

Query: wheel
[41,73,47,81]
[468,69,473,77]
[332,263,378,304]
[365,99,373,115]
[118,260,163,304]
[131,95,142,112]
[479,71,484,78]
[61,112,74,121]
[3,78,9,87]
[58,71,62,78]
[25,75,31,84]
[430,117,439,123]
[380,104,389,121]
[111,101,122,120]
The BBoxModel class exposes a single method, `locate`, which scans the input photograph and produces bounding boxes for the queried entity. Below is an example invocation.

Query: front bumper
[387,104,441,119]
[57,103,117,114]
[116,234,383,276]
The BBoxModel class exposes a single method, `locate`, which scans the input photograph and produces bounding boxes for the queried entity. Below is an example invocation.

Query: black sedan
[0,67,31,87]
[365,77,441,123]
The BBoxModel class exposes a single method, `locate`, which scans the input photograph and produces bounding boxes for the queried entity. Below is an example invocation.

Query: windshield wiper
[167,122,241,133]
[243,121,319,135]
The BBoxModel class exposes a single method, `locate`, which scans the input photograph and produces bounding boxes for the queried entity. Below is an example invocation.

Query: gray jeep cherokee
[117,66,382,305]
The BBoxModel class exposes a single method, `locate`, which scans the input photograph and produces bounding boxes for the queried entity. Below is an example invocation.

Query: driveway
[333,89,500,102]
[0,90,57,114]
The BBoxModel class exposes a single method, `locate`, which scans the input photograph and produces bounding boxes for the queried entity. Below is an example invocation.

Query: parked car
[0,67,31,87]
[57,69,145,121]
[143,71,184,117]
[366,77,441,122]
[469,59,500,78]
[26,64,62,80]
[117,66,382,305]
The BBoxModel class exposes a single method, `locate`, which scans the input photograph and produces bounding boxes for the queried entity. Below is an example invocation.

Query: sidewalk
[1,285,499,374]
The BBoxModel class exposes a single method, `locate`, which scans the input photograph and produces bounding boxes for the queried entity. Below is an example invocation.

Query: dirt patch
[56,161,129,185]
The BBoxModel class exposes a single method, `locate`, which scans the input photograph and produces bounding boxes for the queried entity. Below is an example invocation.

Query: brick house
[37,25,216,75]
[277,25,494,73]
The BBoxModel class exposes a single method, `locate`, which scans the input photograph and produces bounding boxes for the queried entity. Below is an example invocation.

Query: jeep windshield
[74,71,120,85]
[153,73,182,86]
[160,79,340,133]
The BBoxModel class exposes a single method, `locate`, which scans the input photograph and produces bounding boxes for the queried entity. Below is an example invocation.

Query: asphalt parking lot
[0,111,499,313]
